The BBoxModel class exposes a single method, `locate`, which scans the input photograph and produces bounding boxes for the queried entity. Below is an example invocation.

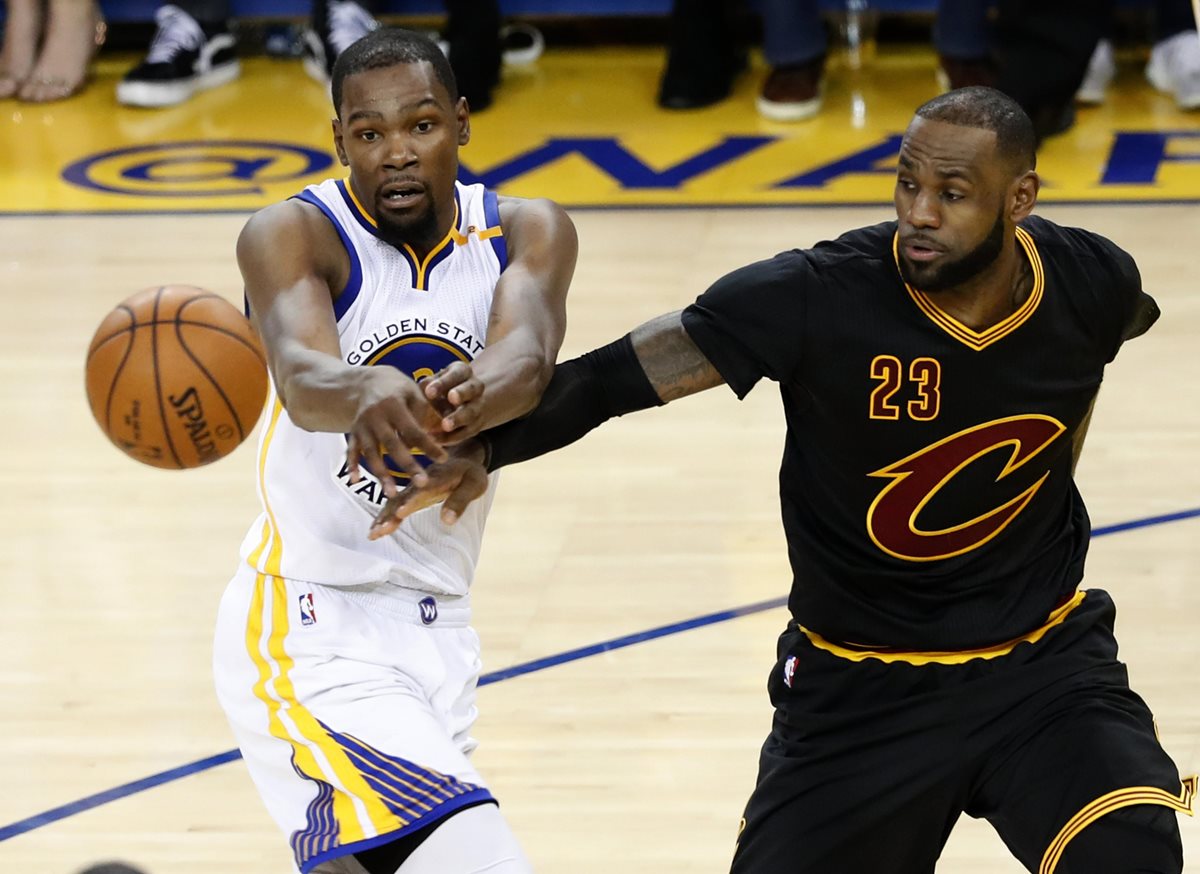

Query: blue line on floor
[2,506,1197,843]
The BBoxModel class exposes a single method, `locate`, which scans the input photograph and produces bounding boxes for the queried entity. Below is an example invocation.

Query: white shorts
[213,563,495,873]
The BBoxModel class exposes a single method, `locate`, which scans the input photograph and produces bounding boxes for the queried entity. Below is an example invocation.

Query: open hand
[421,362,487,445]
[346,368,449,498]
[368,440,490,539]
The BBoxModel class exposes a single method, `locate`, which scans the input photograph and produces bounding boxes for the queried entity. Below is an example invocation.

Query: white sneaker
[1146,30,1200,110]
[302,0,379,88]
[1076,39,1115,105]
[116,5,240,108]
[499,23,543,67]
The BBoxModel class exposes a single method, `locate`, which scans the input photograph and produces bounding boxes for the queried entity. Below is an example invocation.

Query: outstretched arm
[482,309,725,470]
[368,310,724,537]
[239,201,446,495]
[632,312,730,400]
[368,246,814,536]
[422,196,577,443]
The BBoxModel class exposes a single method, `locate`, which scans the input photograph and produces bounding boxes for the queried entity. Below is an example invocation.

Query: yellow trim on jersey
[892,226,1045,351]
[247,398,285,571]
[449,224,503,246]
[343,181,377,228]
[342,179,463,291]
[801,590,1086,665]
[1039,776,1196,874]
[403,230,454,292]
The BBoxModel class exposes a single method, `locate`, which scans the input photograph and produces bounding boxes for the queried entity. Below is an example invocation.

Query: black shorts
[732,589,1193,874]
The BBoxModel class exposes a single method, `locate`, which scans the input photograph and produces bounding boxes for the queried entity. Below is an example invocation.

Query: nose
[905,189,941,230]
[383,132,417,169]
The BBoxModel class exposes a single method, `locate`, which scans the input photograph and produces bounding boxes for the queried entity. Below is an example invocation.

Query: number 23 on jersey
[869,355,941,422]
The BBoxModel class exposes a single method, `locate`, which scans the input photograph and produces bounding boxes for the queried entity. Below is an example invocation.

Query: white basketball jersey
[239,178,504,595]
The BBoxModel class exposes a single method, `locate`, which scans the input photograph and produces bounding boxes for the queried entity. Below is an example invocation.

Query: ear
[332,118,349,167]
[1009,171,1039,223]
[456,97,471,147]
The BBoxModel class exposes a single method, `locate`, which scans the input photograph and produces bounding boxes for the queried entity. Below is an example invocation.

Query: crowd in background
[0,0,1196,142]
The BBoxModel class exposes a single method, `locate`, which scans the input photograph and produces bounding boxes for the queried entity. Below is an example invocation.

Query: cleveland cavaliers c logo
[866,415,1066,562]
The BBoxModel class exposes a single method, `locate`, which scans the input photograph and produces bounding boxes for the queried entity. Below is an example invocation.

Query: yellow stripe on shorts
[1039,776,1197,874]
[242,396,412,849]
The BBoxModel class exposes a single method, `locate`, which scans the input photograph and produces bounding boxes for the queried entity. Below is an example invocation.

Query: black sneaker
[116,5,239,108]
[441,2,501,112]
[657,0,745,110]
[302,0,379,89]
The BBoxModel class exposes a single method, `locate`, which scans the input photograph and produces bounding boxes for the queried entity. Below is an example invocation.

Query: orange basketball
[85,285,269,470]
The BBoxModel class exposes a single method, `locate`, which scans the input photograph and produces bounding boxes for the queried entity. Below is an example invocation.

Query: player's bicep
[630,311,725,402]
[485,198,576,353]
[480,265,567,371]
[236,208,342,388]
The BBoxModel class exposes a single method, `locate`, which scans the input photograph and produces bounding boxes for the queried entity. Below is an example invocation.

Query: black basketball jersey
[681,215,1157,650]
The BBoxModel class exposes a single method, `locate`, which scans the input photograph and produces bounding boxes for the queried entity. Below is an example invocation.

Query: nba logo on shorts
[783,655,797,688]
[418,596,438,625]
[299,593,317,626]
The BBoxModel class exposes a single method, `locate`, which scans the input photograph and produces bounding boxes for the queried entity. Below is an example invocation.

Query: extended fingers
[446,376,483,408]
[441,466,489,525]
[372,394,448,467]
[351,428,399,497]
[439,403,484,439]
[438,378,485,437]
[369,486,417,540]
[344,433,364,483]
[350,414,440,493]
[424,362,474,402]
[399,422,447,464]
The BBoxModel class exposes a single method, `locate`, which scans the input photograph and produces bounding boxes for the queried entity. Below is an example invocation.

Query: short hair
[913,86,1037,172]
[331,27,459,117]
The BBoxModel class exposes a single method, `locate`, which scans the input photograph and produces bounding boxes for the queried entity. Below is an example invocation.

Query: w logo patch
[418,596,438,625]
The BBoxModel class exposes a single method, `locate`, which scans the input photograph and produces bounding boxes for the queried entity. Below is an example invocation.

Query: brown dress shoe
[936,55,997,92]
[756,57,824,122]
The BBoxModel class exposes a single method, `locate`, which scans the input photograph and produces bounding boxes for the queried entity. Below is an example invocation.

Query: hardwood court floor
[1,202,1198,873]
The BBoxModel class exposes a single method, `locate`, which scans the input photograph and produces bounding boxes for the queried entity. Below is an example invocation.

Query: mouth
[901,238,945,263]
[378,179,426,210]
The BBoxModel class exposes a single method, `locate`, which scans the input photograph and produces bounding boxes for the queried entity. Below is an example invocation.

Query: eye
[360,130,379,142]
[943,191,964,202]
[897,178,916,191]
[415,121,435,133]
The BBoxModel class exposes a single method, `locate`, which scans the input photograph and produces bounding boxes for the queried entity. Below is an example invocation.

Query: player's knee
[344,804,531,874]
[398,804,532,874]
[1056,804,1183,874]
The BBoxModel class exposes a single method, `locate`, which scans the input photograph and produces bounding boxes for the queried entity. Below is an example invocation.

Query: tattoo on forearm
[632,312,724,402]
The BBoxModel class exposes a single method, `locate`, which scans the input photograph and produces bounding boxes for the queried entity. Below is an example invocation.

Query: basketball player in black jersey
[374,87,1191,873]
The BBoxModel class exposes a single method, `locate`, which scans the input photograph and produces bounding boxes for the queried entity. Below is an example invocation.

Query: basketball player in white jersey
[212,28,578,874]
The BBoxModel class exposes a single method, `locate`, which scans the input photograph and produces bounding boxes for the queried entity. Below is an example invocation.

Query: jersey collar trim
[892,226,1045,351]
[292,189,364,320]
[337,178,378,235]
[338,179,462,292]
